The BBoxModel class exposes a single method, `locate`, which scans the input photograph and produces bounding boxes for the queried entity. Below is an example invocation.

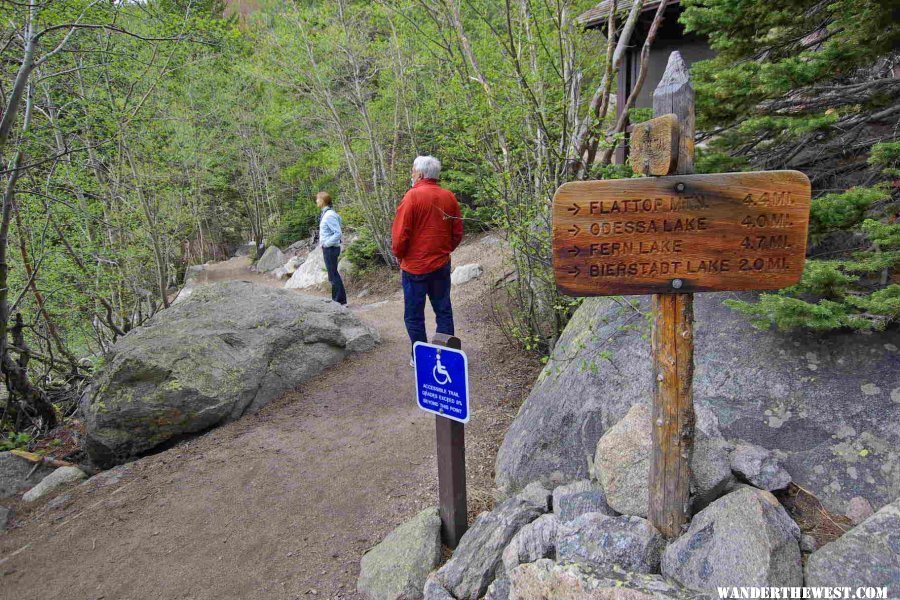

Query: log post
[648,51,696,539]
[431,333,468,548]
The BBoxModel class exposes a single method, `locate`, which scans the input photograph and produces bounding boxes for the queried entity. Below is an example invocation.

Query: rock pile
[362,397,898,599]
[495,294,900,515]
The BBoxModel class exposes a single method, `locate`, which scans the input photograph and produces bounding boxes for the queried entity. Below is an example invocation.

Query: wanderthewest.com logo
[717,587,890,599]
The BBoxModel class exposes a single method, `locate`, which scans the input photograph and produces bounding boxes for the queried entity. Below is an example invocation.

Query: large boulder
[508,560,711,599]
[434,497,545,600]
[81,281,378,467]
[285,245,328,289]
[556,513,665,575]
[594,404,732,518]
[805,496,900,591]
[0,452,54,498]
[661,487,802,591]
[256,245,286,272]
[495,294,900,513]
[357,507,442,600]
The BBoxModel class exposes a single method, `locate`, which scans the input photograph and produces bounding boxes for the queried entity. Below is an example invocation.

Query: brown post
[648,51,696,539]
[431,332,468,548]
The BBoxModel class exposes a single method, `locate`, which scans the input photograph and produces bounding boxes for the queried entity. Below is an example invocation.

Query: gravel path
[0,235,540,600]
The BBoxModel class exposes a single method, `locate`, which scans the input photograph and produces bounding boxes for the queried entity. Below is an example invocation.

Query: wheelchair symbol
[433,350,452,386]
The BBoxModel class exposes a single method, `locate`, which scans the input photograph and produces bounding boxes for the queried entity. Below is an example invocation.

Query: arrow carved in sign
[568,224,581,236]
[567,266,581,278]
[567,246,580,257]
[567,203,581,216]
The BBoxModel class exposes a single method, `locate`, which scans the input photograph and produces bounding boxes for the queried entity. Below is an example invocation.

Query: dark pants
[402,263,454,352]
[323,246,347,305]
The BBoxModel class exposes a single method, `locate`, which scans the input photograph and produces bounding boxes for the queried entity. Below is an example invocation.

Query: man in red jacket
[391,155,463,364]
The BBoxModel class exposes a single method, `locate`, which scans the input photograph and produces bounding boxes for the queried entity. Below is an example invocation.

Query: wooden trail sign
[552,170,812,296]
[551,51,811,539]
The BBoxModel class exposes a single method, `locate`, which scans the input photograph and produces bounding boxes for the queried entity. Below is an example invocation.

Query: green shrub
[274,200,319,248]
[461,204,497,233]
[344,228,381,270]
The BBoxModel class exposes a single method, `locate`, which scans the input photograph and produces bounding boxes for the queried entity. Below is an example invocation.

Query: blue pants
[402,263,454,352]
[323,246,347,305]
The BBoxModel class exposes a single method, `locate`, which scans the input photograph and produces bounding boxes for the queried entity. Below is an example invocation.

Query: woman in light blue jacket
[316,191,347,305]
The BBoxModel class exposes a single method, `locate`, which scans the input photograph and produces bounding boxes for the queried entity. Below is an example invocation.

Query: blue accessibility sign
[413,342,470,423]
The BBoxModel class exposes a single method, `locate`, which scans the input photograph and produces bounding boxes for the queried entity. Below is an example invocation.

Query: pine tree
[681,0,900,331]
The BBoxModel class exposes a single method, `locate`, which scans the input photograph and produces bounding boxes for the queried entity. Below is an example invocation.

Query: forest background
[0,0,897,438]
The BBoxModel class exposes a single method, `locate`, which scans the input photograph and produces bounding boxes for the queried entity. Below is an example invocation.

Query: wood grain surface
[630,114,679,176]
[552,170,811,296]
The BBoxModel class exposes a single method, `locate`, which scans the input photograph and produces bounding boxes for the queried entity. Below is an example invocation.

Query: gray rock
[805,497,900,591]
[484,577,510,600]
[557,513,664,574]
[184,264,206,284]
[435,497,544,600]
[594,404,731,518]
[23,466,87,502]
[551,480,615,522]
[451,264,483,286]
[286,245,328,289]
[494,294,900,514]
[283,256,304,275]
[508,560,711,599]
[516,481,552,512]
[358,507,442,600]
[422,574,454,600]
[232,242,255,257]
[595,405,653,517]
[730,443,792,491]
[800,534,817,553]
[0,452,54,498]
[0,505,11,532]
[501,514,559,574]
[662,487,802,591]
[81,281,379,467]
[845,496,875,525]
[256,245,286,272]
[47,493,72,510]
[552,480,593,513]
[691,406,735,511]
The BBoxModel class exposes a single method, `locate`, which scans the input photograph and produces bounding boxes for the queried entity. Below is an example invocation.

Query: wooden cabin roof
[577,1,679,28]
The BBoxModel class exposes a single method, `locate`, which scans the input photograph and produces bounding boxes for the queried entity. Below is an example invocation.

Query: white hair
[413,155,441,180]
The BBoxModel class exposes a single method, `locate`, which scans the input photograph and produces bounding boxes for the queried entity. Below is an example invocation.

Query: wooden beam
[648,51,695,539]
[431,333,468,548]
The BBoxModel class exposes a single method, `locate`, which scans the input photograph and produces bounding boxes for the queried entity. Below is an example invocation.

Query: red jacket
[391,179,463,275]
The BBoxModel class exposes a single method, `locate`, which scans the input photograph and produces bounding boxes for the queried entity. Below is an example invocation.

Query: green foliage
[808,186,888,238]
[344,228,382,271]
[0,431,32,452]
[273,200,319,248]
[460,205,498,233]
[682,0,900,332]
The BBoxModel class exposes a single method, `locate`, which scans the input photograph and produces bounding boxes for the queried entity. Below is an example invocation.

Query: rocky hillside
[495,293,899,515]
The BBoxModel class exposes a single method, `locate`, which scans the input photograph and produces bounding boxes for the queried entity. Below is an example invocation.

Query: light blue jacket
[319,207,342,248]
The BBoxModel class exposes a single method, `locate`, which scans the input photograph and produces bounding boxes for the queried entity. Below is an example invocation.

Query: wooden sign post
[551,52,811,538]
[431,333,468,548]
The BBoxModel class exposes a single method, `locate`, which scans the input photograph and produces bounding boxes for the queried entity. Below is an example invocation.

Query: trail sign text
[552,170,811,296]
[414,342,470,424]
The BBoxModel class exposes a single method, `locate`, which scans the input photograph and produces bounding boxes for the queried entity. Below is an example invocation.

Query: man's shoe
[409,357,415,368]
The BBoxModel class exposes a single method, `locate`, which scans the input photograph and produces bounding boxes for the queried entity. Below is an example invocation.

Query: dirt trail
[0,235,540,600]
